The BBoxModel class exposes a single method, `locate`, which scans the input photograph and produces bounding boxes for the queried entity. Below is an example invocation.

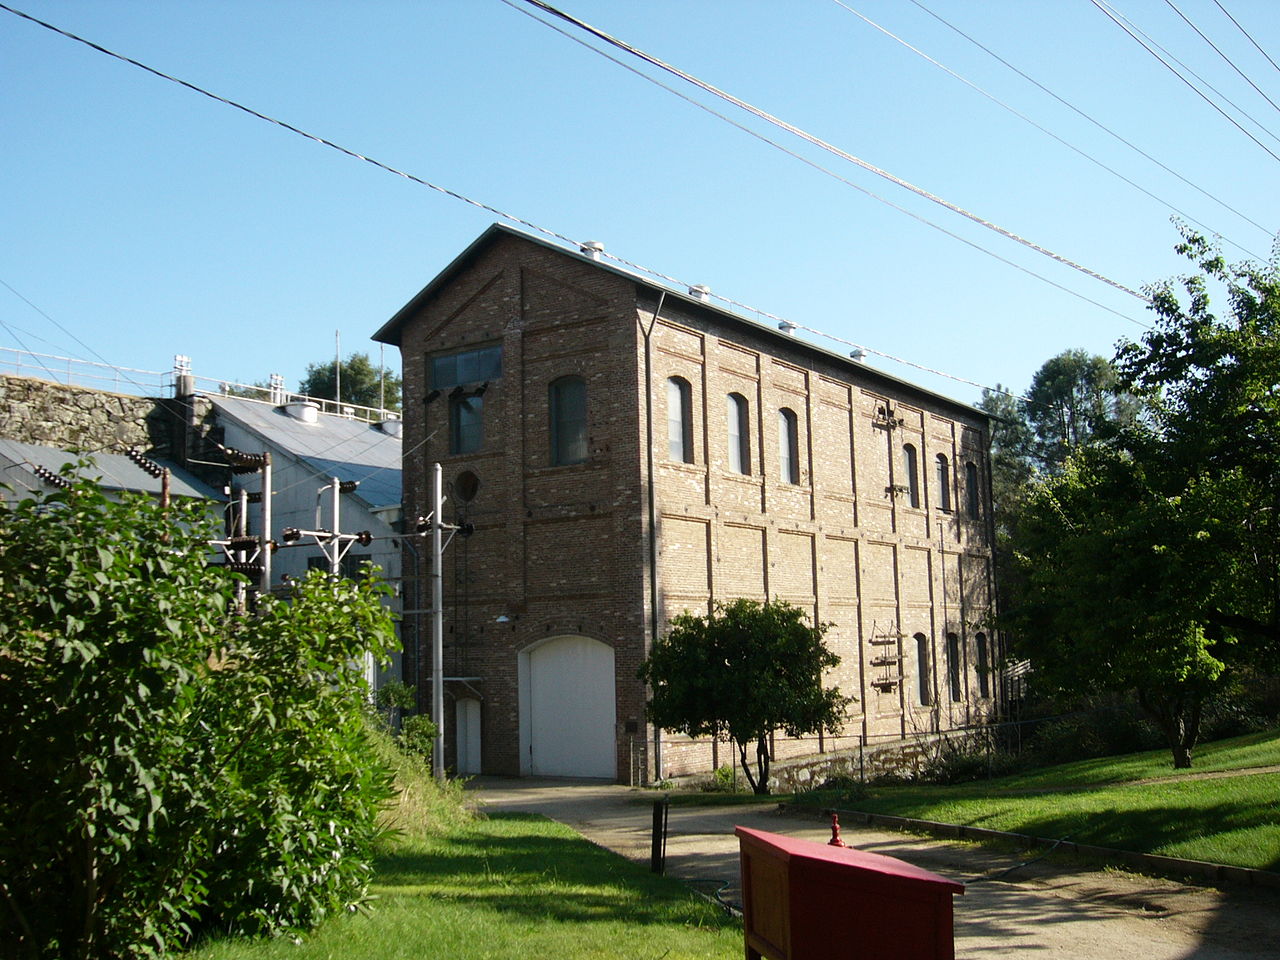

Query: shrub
[400,715,439,764]
[0,475,398,957]
[700,765,744,793]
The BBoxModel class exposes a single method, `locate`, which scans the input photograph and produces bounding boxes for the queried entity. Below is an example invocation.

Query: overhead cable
[1089,0,1280,163]
[1163,0,1280,120]
[907,0,1275,240]
[1212,0,1280,79]
[515,0,1148,302]
[830,0,1264,261]
[0,0,1151,401]
[504,0,1149,332]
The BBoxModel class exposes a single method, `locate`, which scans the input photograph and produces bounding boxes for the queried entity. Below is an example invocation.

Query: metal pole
[260,453,272,594]
[330,477,341,577]
[432,462,445,780]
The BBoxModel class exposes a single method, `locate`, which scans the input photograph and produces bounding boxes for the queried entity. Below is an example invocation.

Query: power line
[1212,0,1280,80]
[1089,0,1280,164]
[829,0,1265,261]
[504,0,1150,336]
[906,0,1275,241]
[514,0,1148,303]
[0,1,1144,407]
[1163,0,1280,120]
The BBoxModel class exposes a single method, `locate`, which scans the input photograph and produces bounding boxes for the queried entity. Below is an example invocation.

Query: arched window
[947,632,962,701]
[902,443,920,508]
[727,393,750,475]
[975,632,990,698]
[935,453,951,512]
[667,377,693,463]
[549,376,587,466]
[915,633,932,707]
[778,408,799,484]
[965,461,981,520]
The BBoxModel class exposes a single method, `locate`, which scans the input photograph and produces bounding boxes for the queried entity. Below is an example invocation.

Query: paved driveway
[468,778,1280,959]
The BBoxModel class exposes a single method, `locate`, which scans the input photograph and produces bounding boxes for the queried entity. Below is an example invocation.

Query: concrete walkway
[468,778,1280,959]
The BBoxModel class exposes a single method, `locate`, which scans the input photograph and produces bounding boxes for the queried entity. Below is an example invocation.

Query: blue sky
[3,1,1278,407]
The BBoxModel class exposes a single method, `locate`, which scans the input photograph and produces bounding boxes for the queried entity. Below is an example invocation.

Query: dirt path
[469,778,1280,960]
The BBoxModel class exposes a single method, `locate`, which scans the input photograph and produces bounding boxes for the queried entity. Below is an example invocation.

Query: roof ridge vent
[580,240,605,260]
[689,284,711,301]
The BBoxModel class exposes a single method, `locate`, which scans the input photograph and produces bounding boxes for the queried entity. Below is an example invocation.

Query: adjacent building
[375,224,1001,783]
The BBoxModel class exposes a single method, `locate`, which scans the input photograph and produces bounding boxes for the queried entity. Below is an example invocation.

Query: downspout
[641,290,666,783]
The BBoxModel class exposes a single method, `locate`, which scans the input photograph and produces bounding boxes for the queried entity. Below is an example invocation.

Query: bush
[916,733,1024,785]
[1029,705,1162,766]
[699,765,744,793]
[400,715,439,764]
[0,475,398,957]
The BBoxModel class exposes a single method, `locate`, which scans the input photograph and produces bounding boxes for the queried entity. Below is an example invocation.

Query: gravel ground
[468,777,1280,960]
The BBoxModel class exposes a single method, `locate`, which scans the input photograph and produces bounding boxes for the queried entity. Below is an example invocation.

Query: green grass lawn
[187,813,740,960]
[791,728,1280,871]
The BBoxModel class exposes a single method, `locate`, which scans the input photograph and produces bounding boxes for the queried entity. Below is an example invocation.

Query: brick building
[374,224,1000,783]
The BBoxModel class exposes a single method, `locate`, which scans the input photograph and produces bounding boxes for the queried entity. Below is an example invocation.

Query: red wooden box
[736,826,964,960]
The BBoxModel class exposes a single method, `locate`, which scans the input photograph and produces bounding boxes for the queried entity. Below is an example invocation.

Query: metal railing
[0,347,168,395]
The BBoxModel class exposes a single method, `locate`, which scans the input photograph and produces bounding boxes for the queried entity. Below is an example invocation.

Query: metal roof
[207,395,402,509]
[0,437,220,500]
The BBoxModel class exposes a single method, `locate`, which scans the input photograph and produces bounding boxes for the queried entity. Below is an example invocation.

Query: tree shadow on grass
[372,813,738,930]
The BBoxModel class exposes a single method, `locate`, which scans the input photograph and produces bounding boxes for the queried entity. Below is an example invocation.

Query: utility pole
[431,463,445,780]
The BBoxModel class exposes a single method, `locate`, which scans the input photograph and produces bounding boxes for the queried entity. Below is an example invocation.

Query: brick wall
[387,227,1000,783]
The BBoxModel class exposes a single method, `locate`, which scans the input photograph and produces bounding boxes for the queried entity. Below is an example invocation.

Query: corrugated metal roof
[208,396,402,509]
[0,437,220,499]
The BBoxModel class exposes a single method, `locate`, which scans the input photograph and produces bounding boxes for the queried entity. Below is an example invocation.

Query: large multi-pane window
[779,408,799,484]
[902,443,920,508]
[431,345,502,390]
[935,453,951,512]
[966,461,981,519]
[549,376,587,466]
[449,393,483,454]
[727,393,750,474]
[667,377,693,463]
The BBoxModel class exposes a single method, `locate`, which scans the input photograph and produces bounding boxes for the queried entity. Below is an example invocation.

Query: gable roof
[373,223,987,420]
[207,395,402,510]
[0,437,220,500]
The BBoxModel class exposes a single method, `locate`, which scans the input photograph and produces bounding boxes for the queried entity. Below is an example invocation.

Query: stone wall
[0,374,174,456]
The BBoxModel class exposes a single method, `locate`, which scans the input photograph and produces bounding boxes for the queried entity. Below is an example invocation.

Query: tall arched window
[975,632,990,698]
[779,408,799,484]
[902,443,920,508]
[727,393,750,475]
[667,377,693,463]
[966,461,981,520]
[935,453,951,512]
[549,376,587,466]
[947,632,962,701]
[915,633,932,707]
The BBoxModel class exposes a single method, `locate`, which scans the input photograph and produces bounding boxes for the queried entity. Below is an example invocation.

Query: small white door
[521,635,616,778]
[455,698,482,775]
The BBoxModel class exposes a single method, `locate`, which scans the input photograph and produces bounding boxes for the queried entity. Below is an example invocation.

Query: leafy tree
[1023,348,1140,472]
[0,473,397,957]
[639,599,850,794]
[1004,229,1280,768]
[298,352,401,411]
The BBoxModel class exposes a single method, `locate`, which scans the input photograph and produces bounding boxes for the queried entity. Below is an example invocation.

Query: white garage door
[523,635,616,779]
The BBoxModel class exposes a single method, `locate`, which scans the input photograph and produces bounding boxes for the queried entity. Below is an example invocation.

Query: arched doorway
[518,635,616,778]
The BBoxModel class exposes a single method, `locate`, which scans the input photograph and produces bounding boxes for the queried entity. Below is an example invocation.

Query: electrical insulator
[338,480,360,494]
[356,530,373,546]
[281,527,302,543]
[458,522,476,538]
[225,561,265,577]
[227,536,259,551]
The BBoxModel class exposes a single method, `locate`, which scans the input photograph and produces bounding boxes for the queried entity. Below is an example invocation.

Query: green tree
[639,599,850,794]
[1004,230,1280,768]
[0,473,398,957]
[299,352,402,411]
[1023,348,1140,472]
